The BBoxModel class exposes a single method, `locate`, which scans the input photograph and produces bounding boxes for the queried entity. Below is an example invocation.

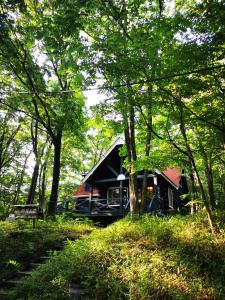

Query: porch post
[120,156,123,214]
[120,179,123,214]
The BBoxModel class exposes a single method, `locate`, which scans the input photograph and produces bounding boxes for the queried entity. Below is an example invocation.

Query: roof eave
[155,169,180,190]
[82,137,124,183]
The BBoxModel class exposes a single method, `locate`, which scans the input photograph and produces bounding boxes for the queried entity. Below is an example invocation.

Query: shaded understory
[0,217,95,296]
[2,212,225,299]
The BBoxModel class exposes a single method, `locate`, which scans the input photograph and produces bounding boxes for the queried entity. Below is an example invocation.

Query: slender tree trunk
[48,129,62,215]
[198,140,216,209]
[27,119,39,204]
[141,120,152,214]
[13,151,31,204]
[124,105,138,218]
[188,166,197,214]
[178,100,215,233]
[204,160,216,209]
[38,141,51,215]
[38,161,47,216]
[191,157,215,233]
[221,176,225,205]
[27,163,39,204]
[141,86,152,214]
[218,165,225,207]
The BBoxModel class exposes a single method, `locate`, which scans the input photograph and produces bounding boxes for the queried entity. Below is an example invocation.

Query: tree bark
[141,131,151,213]
[221,176,225,205]
[13,151,31,204]
[38,141,52,215]
[27,119,39,204]
[188,166,197,214]
[141,86,152,214]
[48,129,62,215]
[124,105,139,218]
[177,99,215,233]
[27,163,39,204]
[38,161,47,216]
[204,160,216,209]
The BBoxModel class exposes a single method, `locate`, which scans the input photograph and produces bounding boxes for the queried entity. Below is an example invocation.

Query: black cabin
[74,138,188,217]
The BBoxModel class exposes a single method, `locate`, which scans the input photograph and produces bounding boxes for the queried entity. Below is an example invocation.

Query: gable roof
[156,168,182,189]
[82,137,124,183]
[82,137,181,189]
[162,168,182,187]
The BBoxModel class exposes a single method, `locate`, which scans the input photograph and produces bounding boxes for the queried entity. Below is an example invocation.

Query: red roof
[162,168,182,187]
[74,183,100,198]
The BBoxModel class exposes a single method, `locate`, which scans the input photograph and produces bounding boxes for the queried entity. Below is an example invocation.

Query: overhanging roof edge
[155,169,180,190]
[82,137,124,183]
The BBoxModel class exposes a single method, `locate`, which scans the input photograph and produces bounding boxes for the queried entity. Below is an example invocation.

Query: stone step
[69,283,87,300]
[18,270,33,276]
[3,277,23,288]
[33,256,50,263]
[30,262,41,268]
[0,289,12,300]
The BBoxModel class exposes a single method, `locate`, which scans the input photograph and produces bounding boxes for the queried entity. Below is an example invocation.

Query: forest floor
[0,211,224,300]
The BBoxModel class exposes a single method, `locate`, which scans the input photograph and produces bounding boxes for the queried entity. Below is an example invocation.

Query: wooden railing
[75,197,130,214]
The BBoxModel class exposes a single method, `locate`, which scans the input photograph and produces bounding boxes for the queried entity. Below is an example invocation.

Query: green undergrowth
[14,212,225,300]
[0,217,95,285]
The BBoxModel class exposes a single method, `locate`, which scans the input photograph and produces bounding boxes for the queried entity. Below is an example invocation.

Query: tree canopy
[0,0,224,225]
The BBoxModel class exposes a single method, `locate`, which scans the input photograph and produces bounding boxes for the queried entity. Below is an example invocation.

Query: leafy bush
[0,201,11,220]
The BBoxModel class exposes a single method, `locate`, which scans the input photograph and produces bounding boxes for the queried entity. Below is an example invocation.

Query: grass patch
[11,212,225,299]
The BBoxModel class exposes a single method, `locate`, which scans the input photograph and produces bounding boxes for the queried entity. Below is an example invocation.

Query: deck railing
[75,197,130,214]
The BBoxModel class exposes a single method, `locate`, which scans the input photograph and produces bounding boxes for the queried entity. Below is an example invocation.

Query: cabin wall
[158,176,186,211]
[75,173,187,215]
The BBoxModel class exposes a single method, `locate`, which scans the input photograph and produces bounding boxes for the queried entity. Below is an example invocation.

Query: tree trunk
[48,129,62,215]
[38,161,47,216]
[141,87,152,214]
[217,165,225,207]
[27,162,39,204]
[204,161,216,209]
[178,100,215,233]
[13,151,31,204]
[141,127,152,214]
[188,167,197,214]
[192,158,215,234]
[124,105,139,218]
[129,173,138,216]
[221,176,225,205]
[27,119,39,204]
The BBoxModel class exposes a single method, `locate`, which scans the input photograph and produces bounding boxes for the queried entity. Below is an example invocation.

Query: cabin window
[107,187,128,205]
[147,186,153,199]
[138,186,153,203]
[168,188,174,209]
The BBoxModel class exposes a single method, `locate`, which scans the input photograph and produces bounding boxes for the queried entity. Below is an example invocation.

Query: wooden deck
[75,197,129,218]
